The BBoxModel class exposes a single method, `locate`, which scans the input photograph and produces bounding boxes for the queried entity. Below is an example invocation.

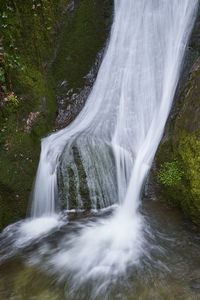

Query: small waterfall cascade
[31,0,198,217]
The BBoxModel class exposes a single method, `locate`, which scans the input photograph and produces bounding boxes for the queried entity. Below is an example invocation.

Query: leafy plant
[7,93,19,106]
[158,158,184,186]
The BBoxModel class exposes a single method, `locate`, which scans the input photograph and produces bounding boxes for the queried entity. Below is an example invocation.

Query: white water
[25,0,198,293]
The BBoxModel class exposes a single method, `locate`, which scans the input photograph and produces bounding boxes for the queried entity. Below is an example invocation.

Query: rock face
[53,0,113,128]
[153,7,200,226]
[0,0,113,230]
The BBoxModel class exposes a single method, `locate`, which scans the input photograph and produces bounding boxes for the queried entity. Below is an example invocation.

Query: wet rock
[55,49,105,129]
[63,0,75,14]
[190,279,200,290]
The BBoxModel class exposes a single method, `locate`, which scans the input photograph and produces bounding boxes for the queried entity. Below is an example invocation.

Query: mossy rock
[155,59,200,225]
[0,0,114,230]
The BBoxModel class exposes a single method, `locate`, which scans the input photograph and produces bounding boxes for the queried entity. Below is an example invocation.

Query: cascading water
[32,0,197,217]
[28,0,198,286]
[0,0,198,299]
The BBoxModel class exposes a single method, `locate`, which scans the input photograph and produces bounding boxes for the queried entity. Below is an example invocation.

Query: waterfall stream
[30,0,198,287]
[32,0,198,217]
[0,1,199,299]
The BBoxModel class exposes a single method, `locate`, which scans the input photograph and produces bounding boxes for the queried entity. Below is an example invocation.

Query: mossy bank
[154,7,200,226]
[0,0,113,230]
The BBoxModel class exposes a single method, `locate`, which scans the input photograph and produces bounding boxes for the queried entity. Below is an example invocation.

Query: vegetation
[155,58,200,225]
[158,159,184,187]
[0,0,113,230]
[0,0,64,230]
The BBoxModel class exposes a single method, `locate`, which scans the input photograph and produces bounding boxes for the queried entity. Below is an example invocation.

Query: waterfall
[31,0,198,217]
[26,0,198,289]
[0,2,198,298]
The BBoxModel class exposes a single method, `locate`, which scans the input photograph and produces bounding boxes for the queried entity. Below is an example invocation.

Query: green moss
[0,183,23,231]
[53,0,113,88]
[156,131,200,225]
[0,0,113,229]
[158,159,184,187]
[177,131,200,214]
[155,55,200,225]
[0,0,63,229]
